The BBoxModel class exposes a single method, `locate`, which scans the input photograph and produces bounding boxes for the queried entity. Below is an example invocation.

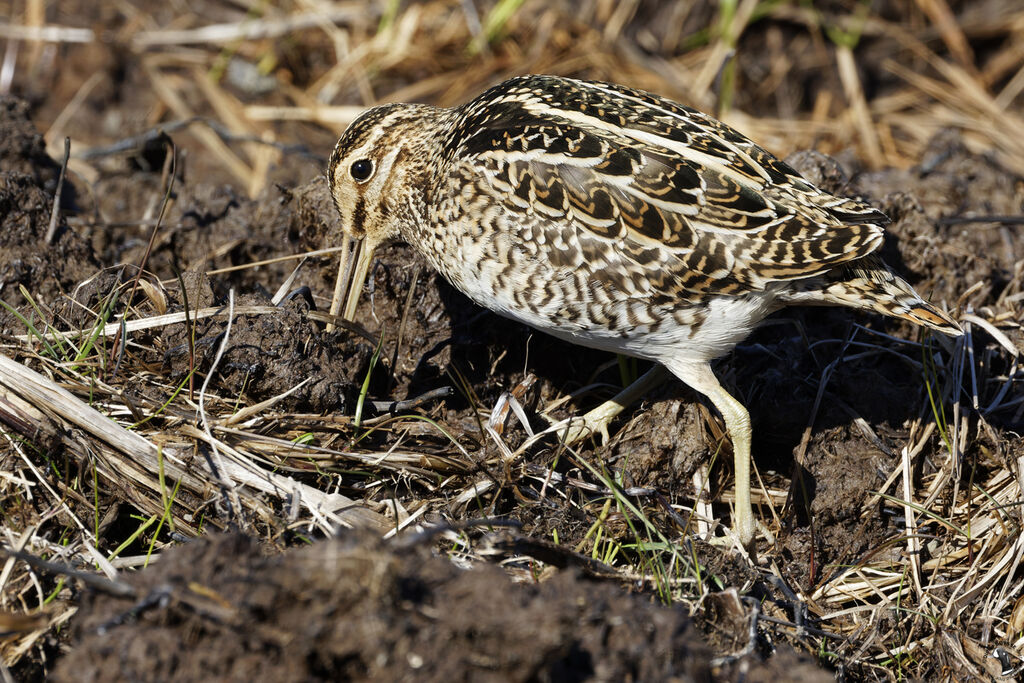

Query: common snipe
[327,75,961,551]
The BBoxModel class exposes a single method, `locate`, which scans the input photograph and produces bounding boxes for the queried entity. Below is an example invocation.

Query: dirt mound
[51,531,825,683]
[0,99,96,328]
[0,97,62,189]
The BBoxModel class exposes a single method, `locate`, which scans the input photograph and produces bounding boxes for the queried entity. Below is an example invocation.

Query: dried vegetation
[0,1,1022,680]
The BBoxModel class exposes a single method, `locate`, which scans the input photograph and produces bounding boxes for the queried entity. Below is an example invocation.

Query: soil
[1,6,1022,681]
[50,531,829,683]
[0,98,97,318]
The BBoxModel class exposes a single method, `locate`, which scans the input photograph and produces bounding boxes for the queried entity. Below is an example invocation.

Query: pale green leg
[664,360,755,551]
[559,358,758,552]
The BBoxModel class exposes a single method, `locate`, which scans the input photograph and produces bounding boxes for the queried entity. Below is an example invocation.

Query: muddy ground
[50,531,837,683]
[1,3,1023,682]
[3,93,1020,681]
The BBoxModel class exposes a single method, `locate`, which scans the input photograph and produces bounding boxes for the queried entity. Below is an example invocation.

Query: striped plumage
[327,75,961,551]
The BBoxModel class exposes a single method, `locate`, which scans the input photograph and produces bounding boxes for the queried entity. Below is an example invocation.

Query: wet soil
[0,98,97,320]
[2,18,1023,682]
[53,531,747,682]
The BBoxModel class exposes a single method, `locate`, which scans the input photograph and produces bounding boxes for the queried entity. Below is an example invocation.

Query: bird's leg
[664,360,755,552]
[560,365,669,444]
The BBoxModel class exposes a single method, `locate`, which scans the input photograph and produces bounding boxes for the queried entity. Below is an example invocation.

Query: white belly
[448,252,781,364]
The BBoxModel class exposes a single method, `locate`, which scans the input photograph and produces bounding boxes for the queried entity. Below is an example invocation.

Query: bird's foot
[705,520,772,563]
[554,366,670,446]
[557,400,619,445]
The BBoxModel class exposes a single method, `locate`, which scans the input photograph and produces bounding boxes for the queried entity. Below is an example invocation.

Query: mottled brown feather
[444,76,888,298]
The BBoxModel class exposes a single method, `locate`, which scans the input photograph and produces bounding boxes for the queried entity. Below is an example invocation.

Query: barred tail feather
[779,254,962,336]
[899,302,961,336]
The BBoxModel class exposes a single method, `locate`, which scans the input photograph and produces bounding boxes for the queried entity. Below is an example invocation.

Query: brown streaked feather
[780,253,961,335]
[446,77,889,298]
[449,152,884,297]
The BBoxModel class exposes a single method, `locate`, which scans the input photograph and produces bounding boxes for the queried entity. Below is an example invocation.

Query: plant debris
[0,1,1022,680]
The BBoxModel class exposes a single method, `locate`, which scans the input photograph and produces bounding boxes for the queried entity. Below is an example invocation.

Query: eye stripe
[352,195,366,232]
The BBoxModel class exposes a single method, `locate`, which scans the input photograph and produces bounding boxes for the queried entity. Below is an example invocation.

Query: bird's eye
[350,159,374,182]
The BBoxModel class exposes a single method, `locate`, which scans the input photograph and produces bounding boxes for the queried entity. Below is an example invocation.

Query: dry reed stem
[129,8,367,49]
[0,1,1022,677]
[0,353,389,534]
[915,0,978,75]
[143,59,255,190]
[0,22,93,43]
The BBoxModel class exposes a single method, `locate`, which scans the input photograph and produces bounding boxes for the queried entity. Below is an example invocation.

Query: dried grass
[0,0,1022,679]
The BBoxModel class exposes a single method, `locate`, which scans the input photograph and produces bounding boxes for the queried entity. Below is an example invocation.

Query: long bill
[325,234,354,331]
[341,236,379,322]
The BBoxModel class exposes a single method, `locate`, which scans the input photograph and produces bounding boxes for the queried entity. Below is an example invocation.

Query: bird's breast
[411,212,782,364]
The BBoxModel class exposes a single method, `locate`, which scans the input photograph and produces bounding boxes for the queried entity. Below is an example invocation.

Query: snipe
[326,75,961,551]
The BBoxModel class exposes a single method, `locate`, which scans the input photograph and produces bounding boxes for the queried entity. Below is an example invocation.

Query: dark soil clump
[55,532,720,682]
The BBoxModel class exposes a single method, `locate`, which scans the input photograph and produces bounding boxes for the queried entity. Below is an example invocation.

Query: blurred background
[1,4,1023,679]
[2,0,1022,196]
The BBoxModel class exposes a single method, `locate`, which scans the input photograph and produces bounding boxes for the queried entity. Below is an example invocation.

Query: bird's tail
[779,254,962,336]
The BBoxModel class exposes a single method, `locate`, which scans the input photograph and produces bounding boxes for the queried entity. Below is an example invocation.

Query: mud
[0,98,97,325]
[1,11,1022,680]
[52,532,733,682]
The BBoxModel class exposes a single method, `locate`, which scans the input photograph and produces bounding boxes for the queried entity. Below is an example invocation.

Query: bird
[326,74,961,551]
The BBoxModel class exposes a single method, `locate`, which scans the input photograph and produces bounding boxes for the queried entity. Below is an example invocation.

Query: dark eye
[350,159,374,182]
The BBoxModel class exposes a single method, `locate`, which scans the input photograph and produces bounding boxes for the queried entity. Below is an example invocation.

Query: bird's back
[409,75,959,358]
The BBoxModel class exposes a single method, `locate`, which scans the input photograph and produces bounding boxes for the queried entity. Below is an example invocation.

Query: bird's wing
[444,76,886,298]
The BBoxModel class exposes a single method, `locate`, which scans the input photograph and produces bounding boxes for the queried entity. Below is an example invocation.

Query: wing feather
[446,76,887,297]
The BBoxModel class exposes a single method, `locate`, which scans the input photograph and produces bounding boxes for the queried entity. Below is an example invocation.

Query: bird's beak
[342,235,377,321]
[327,234,379,329]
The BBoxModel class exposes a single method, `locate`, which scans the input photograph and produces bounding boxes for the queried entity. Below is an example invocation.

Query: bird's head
[327,103,441,246]
[326,103,441,320]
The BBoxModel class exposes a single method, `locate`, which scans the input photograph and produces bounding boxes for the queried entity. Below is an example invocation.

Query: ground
[0,2,1022,681]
